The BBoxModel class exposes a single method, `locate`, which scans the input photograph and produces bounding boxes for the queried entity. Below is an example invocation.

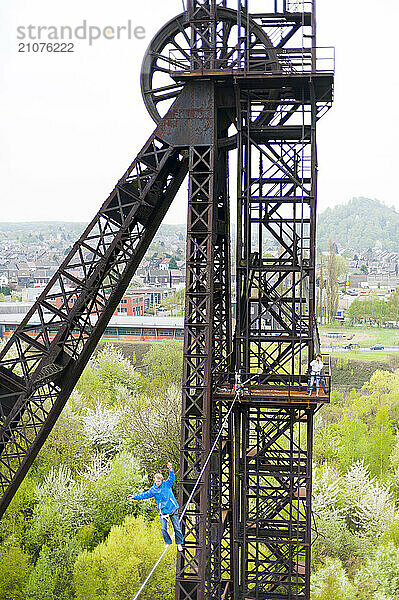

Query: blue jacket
[133,469,179,515]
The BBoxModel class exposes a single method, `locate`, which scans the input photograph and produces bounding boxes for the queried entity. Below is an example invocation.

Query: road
[321,346,399,353]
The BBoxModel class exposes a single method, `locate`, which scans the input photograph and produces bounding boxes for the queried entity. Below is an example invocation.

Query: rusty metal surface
[157,80,215,147]
[0,2,334,600]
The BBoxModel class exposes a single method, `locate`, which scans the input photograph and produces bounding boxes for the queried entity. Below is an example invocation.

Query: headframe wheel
[141,7,279,142]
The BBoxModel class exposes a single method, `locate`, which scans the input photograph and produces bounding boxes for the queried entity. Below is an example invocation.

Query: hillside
[0,222,186,234]
[1,197,398,253]
[317,197,399,251]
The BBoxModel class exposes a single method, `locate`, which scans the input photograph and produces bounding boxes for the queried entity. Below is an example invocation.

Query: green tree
[26,465,94,553]
[312,519,364,570]
[346,299,363,325]
[161,289,185,316]
[368,407,395,478]
[168,257,178,269]
[326,240,339,324]
[336,255,349,280]
[0,475,37,546]
[143,341,183,384]
[24,539,80,600]
[386,288,399,321]
[316,254,325,322]
[0,544,32,600]
[336,410,369,471]
[33,411,92,477]
[389,434,399,471]
[73,516,176,600]
[88,452,150,548]
[313,422,342,465]
[346,297,387,326]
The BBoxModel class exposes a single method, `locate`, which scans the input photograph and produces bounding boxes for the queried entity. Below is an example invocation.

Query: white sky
[0,0,398,224]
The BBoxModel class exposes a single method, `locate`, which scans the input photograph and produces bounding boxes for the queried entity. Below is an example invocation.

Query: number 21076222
[18,42,74,53]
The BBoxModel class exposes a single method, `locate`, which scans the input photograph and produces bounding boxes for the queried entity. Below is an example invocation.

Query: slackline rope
[131,377,247,600]
[131,546,169,600]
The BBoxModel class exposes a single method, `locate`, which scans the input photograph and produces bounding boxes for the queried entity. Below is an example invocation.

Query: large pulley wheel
[141,8,279,140]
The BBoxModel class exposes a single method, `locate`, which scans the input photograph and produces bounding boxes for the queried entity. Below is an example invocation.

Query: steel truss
[177,1,333,599]
[233,405,314,599]
[236,88,318,388]
[231,27,332,598]
[0,1,333,599]
[0,128,189,514]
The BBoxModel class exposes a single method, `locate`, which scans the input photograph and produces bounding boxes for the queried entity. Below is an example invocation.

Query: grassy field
[330,350,398,362]
[319,325,399,347]
[102,339,396,393]
[330,354,398,391]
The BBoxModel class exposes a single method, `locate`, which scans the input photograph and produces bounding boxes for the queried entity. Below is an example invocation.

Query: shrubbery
[73,516,176,600]
[0,343,182,599]
[311,369,399,597]
[0,544,32,600]
[1,343,399,599]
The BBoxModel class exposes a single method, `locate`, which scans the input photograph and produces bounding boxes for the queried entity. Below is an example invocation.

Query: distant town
[0,219,398,342]
[0,222,187,341]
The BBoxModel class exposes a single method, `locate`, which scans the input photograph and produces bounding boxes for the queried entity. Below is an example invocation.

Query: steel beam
[176,79,234,600]
[0,127,189,517]
[0,4,334,600]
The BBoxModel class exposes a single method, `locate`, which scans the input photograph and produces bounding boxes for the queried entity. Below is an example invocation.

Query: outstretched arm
[127,488,154,501]
[165,462,175,487]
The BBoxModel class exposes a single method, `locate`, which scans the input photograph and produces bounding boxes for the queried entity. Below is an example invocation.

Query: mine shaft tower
[0,1,334,599]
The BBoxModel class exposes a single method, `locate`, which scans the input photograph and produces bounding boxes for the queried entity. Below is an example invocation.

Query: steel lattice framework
[0,1,334,599]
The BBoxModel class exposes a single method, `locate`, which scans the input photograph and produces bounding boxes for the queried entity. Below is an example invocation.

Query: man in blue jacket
[128,461,184,551]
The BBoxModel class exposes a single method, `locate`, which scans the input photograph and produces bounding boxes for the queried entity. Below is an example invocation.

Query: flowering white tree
[313,464,344,522]
[310,557,355,600]
[81,403,123,453]
[354,543,399,599]
[114,383,135,405]
[340,462,397,537]
[92,344,139,390]
[356,481,395,537]
[77,344,143,405]
[29,465,94,548]
[79,453,111,484]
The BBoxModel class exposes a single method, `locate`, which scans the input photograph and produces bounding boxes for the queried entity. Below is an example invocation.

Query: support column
[177,82,234,600]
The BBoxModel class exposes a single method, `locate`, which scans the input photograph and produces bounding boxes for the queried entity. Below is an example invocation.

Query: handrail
[286,0,313,12]
[216,351,332,401]
[168,46,335,75]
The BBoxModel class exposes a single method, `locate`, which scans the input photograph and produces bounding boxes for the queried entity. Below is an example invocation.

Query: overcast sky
[0,0,398,224]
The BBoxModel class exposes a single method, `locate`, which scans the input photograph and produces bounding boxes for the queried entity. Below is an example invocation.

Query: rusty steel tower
[0,1,334,599]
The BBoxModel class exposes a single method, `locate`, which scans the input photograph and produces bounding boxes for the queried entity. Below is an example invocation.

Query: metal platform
[215,384,330,405]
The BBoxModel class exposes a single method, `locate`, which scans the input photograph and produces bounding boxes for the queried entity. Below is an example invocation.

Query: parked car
[370,344,384,350]
[343,343,360,350]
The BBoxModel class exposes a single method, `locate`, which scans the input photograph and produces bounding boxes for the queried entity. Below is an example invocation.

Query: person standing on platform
[307,354,328,396]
